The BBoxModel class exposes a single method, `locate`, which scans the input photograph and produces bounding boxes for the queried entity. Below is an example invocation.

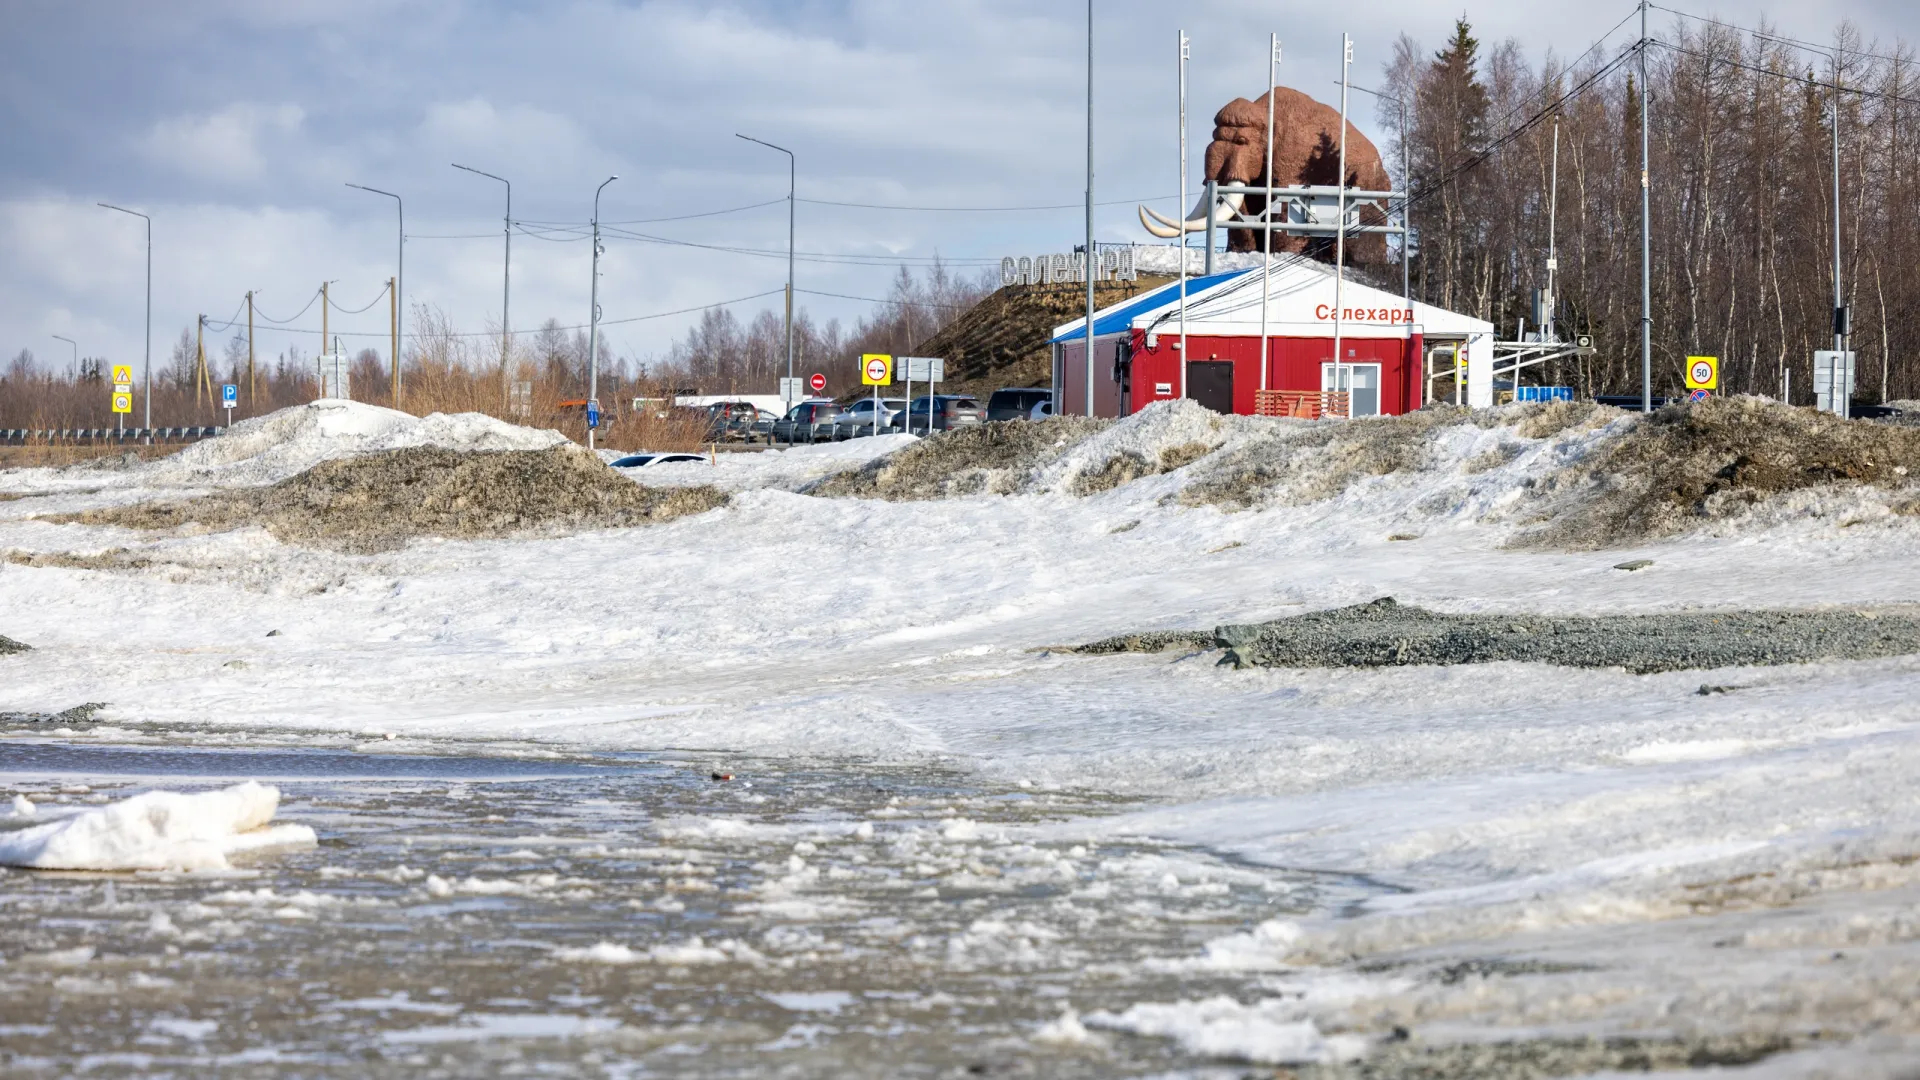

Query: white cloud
[139,103,306,184]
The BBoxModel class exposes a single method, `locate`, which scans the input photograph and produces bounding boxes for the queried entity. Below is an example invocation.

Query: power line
[253,288,322,325]
[326,281,392,315]
[1650,3,1913,67]
[795,287,976,310]
[1650,38,1920,107]
[794,193,1176,212]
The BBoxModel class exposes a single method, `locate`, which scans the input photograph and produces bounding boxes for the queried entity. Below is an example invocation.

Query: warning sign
[112,392,132,414]
[1685,356,1718,390]
[111,365,133,385]
[861,353,892,386]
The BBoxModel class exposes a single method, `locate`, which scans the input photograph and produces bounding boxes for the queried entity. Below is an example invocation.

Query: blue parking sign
[586,399,601,429]
[221,384,237,408]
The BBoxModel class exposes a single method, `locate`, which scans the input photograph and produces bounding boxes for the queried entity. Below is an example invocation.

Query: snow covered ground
[4,399,1920,1074]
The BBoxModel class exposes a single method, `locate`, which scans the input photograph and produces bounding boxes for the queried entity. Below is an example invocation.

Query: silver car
[830,398,906,440]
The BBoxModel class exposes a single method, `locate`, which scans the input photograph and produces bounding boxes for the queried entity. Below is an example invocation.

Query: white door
[1320,363,1382,417]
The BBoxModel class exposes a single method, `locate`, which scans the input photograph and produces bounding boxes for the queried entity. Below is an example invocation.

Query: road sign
[778,377,804,403]
[111,391,132,414]
[1813,350,1855,417]
[1689,388,1710,403]
[586,398,601,430]
[808,372,827,394]
[221,384,237,409]
[111,365,133,385]
[861,354,892,386]
[898,356,944,382]
[1685,355,1718,390]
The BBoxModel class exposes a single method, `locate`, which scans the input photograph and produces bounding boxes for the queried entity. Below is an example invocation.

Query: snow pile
[1083,997,1367,1065]
[0,781,315,870]
[1032,398,1231,495]
[629,435,917,494]
[136,400,568,488]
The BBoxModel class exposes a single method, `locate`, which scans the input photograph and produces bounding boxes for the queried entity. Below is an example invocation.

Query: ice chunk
[1085,996,1366,1065]
[0,781,314,871]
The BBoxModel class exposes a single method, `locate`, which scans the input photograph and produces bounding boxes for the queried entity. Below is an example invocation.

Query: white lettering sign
[1001,247,1138,287]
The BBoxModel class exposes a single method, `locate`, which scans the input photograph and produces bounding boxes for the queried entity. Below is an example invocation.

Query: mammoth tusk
[1140,190,1249,238]
[1139,204,1187,238]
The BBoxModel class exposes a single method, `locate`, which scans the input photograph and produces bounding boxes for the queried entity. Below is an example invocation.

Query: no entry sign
[809,372,826,395]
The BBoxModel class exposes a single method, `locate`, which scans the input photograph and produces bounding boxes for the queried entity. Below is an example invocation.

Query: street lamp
[97,202,151,438]
[452,163,512,411]
[736,134,794,401]
[587,175,618,451]
[51,334,77,375]
[346,183,403,404]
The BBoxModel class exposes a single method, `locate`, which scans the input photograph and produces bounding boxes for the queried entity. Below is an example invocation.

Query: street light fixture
[452,163,512,412]
[97,202,151,439]
[736,134,795,401]
[346,183,403,404]
[587,175,618,451]
[51,334,77,375]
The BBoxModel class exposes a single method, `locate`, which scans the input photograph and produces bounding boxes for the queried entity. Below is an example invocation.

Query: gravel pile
[1076,597,1920,674]
[55,446,728,553]
[0,635,31,655]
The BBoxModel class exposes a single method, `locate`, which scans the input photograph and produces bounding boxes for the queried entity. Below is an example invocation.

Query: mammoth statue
[1140,86,1392,262]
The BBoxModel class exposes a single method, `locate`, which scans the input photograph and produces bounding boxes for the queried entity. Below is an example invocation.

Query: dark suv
[888,395,986,435]
[768,400,844,444]
[986,388,1052,422]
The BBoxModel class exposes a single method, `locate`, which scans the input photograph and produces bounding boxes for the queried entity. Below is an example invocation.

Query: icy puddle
[0,738,1345,1077]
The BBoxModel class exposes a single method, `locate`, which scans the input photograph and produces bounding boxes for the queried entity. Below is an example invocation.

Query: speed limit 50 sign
[1684,355,1718,391]
[861,353,892,387]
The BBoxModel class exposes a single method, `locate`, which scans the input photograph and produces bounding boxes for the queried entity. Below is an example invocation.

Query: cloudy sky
[4,0,1915,379]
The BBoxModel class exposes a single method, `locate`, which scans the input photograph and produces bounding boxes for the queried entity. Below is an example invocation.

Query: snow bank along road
[6,397,1920,1075]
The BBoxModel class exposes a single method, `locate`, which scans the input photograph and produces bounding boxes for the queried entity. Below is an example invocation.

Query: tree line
[1381,15,1919,402]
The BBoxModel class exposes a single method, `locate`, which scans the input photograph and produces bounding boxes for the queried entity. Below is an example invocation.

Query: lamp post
[736,134,794,401]
[453,163,512,413]
[346,183,403,405]
[51,334,77,375]
[587,175,618,451]
[97,203,151,439]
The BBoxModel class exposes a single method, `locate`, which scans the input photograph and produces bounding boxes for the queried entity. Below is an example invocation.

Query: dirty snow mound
[1034,399,1235,495]
[62,446,729,552]
[136,400,569,488]
[807,418,1109,500]
[1512,395,1920,549]
[0,781,315,870]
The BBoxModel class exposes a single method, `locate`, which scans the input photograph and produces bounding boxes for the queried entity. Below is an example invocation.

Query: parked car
[986,387,1053,422]
[610,452,707,468]
[703,401,766,442]
[768,400,845,444]
[1029,399,1055,419]
[830,398,907,440]
[887,395,986,435]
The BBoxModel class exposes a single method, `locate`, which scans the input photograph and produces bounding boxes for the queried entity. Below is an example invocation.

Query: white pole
[1085,0,1096,416]
[588,175,618,450]
[1546,115,1560,345]
[1332,34,1352,415]
[1260,35,1279,393]
[1178,30,1189,400]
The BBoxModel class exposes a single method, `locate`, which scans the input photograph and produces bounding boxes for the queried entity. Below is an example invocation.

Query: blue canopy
[1048,269,1251,344]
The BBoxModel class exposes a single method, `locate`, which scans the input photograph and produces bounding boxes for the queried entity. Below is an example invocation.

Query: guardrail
[0,427,224,445]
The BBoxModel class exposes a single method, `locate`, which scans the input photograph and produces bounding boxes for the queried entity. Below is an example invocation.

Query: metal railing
[0,427,223,445]
[1254,390,1350,419]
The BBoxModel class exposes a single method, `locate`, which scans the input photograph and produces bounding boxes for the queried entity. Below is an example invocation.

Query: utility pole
[196,314,208,411]
[388,276,398,405]
[1261,35,1279,394]
[587,175,618,451]
[1546,114,1560,345]
[321,281,330,366]
[1332,33,1352,410]
[736,135,795,401]
[347,183,403,406]
[1178,29,1189,399]
[1084,0,1096,416]
[246,290,255,409]
[51,335,77,375]
[98,203,151,441]
[1830,49,1848,418]
[453,164,512,414]
[1639,0,1652,412]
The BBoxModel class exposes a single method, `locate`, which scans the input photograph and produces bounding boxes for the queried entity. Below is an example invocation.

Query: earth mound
[58,446,727,552]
